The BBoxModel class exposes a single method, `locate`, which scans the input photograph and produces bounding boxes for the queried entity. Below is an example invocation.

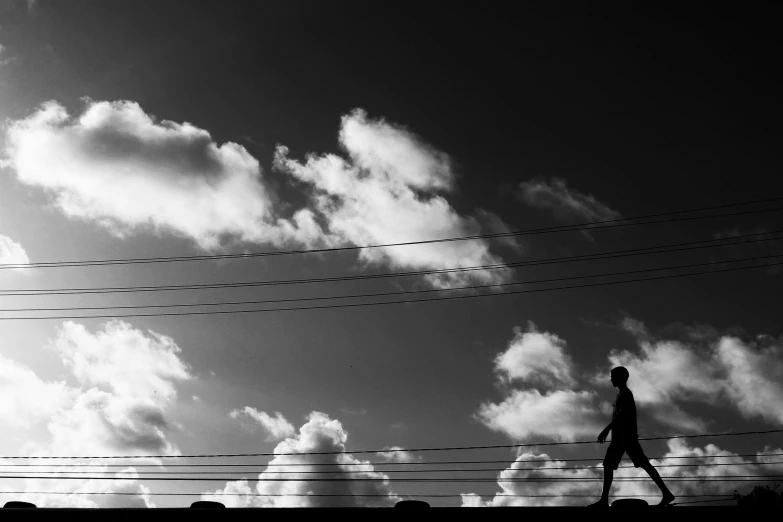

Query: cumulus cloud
[6,101,513,288]
[715,336,783,424]
[50,321,189,456]
[0,320,192,507]
[230,407,296,442]
[494,322,576,388]
[275,109,512,289]
[606,340,720,405]
[53,321,191,403]
[461,440,783,507]
[0,354,73,429]
[476,324,602,442]
[604,440,783,501]
[42,320,192,457]
[472,320,783,506]
[609,320,783,427]
[462,451,600,507]
[0,466,155,508]
[4,100,321,250]
[477,389,602,441]
[519,177,621,223]
[0,234,30,267]
[203,412,399,507]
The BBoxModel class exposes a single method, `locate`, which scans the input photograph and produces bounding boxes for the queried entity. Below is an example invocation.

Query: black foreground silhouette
[588,367,675,508]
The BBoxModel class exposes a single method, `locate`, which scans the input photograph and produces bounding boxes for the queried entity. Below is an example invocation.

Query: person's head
[610,366,629,388]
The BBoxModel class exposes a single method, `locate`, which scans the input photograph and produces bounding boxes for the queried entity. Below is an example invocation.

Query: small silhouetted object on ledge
[4,501,37,509]
[588,366,676,508]
[190,501,226,508]
[395,500,430,508]
[612,499,649,508]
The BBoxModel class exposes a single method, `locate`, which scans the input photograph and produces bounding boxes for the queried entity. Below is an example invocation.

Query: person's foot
[587,499,609,507]
[657,493,675,506]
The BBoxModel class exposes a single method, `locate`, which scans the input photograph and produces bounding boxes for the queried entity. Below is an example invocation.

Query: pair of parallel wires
[0,197,780,320]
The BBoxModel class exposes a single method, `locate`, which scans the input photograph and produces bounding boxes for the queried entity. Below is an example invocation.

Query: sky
[0,0,782,508]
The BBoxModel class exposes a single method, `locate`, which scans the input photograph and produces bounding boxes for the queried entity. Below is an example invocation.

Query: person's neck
[618,384,628,392]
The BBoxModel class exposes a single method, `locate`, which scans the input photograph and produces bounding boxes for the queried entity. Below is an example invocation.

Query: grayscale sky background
[0,0,781,508]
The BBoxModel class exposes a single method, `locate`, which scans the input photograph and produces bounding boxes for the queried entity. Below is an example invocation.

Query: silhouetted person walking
[588,366,675,507]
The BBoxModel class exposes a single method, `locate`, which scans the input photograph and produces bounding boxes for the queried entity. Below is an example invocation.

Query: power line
[2,461,780,475]
[1,253,779,314]
[0,475,779,482]
[671,498,738,505]
[0,492,736,498]
[0,259,778,320]
[4,453,781,467]
[2,430,779,459]
[1,199,780,270]
[2,229,779,297]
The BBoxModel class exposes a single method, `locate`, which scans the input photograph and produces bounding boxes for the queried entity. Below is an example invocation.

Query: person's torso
[612,388,638,440]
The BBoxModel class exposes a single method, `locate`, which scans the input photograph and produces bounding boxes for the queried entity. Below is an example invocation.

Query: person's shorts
[603,438,650,470]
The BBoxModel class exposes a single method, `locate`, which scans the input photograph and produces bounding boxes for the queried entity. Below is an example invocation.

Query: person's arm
[597,422,612,443]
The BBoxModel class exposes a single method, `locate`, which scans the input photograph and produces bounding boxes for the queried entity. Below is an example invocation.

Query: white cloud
[473,320,783,506]
[606,339,720,406]
[0,234,30,267]
[4,100,321,250]
[476,323,601,442]
[608,321,783,427]
[0,320,192,507]
[596,439,783,502]
[5,101,516,288]
[274,109,512,289]
[1,466,155,508]
[377,446,421,463]
[43,321,191,457]
[461,440,783,507]
[52,320,191,403]
[0,354,73,429]
[462,451,600,507]
[716,336,783,424]
[519,176,621,223]
[647,405,709,433]
[203,412,399,507]
[47,388,177,456]
[620,316,650,339]
[494,322,576,388]
[477,389,602,441]
[230,407,295,442]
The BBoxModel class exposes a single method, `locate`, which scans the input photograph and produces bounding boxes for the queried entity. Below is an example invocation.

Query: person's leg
[588,466,613,507]
[630,440,675,506]
[589,443,621,507]
[600,466,614,503]
[640,462,675,505]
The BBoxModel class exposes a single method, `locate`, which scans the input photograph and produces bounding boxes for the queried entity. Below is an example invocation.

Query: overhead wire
[0,252,779,314]
[0,475,780,482]
[0,492,737,498]
[1,461,781,475]
[2,429,779,459]
[1,229,781,297]
[670,498,738,505]
[3,453,781,467]
[1,197,780,270]
[0,259,778,320]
